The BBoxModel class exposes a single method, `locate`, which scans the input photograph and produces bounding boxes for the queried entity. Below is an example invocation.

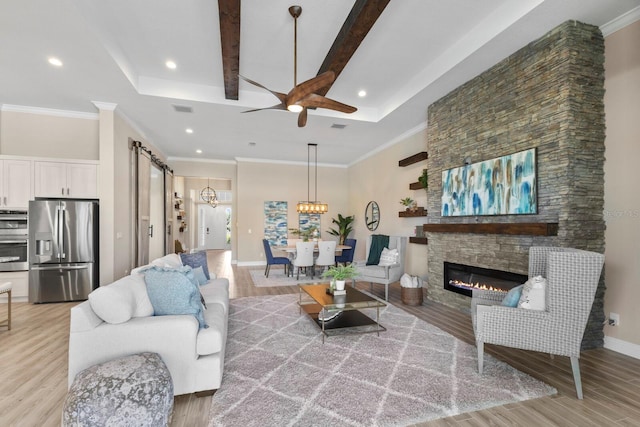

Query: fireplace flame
[449,280,507,293]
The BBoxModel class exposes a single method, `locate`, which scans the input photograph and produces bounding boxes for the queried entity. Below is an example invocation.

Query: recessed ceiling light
[166,60,177,70]
[196,149,202,154]
[358,90,367,97]
[185,128,193,134]
[48,57,63,67]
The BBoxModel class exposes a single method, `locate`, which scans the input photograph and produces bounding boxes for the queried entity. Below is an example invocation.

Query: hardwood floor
[1,250,639,426]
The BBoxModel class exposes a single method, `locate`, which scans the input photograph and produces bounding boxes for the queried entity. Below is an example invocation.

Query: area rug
[250,268,329,287]
[208,294,556,426]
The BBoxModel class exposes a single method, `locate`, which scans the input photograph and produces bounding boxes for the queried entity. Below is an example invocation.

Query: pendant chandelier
[296,143,328,214]
[200,178,219,208]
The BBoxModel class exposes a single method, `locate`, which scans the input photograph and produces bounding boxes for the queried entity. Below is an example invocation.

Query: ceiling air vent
[172,104,193,113]
[331,123,347,129]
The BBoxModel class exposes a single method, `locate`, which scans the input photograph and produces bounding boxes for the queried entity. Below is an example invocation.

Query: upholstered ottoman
[62,352,173,426]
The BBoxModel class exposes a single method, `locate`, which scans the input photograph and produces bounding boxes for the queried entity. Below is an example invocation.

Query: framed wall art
[441,148,536,216]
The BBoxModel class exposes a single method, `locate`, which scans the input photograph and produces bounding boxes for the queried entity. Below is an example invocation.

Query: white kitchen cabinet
[34,161,97,199]
[0,271,28,301]
[0,159,32,209]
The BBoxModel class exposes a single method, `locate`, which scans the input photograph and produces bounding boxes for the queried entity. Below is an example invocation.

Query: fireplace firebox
[443,262,528,297]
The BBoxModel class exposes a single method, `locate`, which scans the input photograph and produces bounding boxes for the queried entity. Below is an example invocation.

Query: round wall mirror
[365,201,380,231]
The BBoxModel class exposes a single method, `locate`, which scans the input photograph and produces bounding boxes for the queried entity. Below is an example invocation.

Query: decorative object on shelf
[296,143,328,214]
[322,263,357,291]
[288,226,318,242]
[365,201,380,231]
[418,169,428,191]
[326,213,354,245]
[442,148,536,216]
[400,197,418,212]
[200,178,219,208]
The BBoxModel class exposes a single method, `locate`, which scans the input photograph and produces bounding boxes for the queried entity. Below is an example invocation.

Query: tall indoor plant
[326,214,354,245]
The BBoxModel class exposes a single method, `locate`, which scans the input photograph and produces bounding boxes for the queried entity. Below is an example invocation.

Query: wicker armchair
[472,246,604,399]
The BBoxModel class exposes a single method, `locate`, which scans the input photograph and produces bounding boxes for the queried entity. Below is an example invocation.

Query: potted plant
[326,214,354,245]
[288,226,318,242]
[322,263,358,291]
[418,169,428,192]
[400,197,415,211]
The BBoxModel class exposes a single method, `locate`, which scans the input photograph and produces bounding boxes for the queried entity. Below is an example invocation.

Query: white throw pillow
[151,253,183,269]
[378,247,399,266]
[88,282,135,324]
[517,275,547,311]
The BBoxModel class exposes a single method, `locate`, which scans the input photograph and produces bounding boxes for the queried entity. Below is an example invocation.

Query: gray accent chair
[353,235,408,301]
[472,246,605,399]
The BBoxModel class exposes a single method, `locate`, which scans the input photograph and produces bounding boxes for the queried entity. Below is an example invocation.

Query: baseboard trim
[604,335,640,359]
[237,261,266,267]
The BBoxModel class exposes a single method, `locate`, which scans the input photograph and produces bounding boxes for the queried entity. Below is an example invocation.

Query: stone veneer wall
[425,21,605,349]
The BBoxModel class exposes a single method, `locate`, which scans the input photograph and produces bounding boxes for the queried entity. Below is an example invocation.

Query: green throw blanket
[366,234,389,265]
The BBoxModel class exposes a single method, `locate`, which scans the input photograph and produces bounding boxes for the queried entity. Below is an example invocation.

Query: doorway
[148,164,165,261]
[197,204,231,250]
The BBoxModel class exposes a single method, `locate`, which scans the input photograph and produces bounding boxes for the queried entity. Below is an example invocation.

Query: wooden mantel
[422,222,559,236]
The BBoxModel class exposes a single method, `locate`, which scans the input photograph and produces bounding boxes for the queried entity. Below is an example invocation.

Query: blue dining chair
[335,238,356,266]
[262,239,291,277]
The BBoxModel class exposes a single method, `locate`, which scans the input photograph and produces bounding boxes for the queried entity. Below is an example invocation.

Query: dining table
[273,243,351,255]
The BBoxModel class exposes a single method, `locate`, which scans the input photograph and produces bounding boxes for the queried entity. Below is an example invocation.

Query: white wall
[603,19,640,354]
[0,109,98,159]
[348,127,429,280]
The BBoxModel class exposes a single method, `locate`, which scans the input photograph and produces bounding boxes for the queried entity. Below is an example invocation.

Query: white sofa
[68,254,229,396]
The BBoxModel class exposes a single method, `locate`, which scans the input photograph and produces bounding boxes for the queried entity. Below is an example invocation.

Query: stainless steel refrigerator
[28,199,99,303]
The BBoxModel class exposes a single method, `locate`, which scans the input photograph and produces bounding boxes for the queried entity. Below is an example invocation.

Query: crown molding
[168,156,237,165]
[349,121,428,167]
[601,5,640,37]
[235,157,346,169]
[91,101,117,111]
[0,104,98,120]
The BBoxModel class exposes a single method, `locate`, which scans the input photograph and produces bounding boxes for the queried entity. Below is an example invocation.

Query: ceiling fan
[240,5,357,127]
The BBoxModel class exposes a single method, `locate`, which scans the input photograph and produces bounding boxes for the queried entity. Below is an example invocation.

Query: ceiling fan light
[287,104,303,113]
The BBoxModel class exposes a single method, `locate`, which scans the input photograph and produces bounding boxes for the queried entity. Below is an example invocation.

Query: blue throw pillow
[501,284,524,307]
[180,251,211,280]
[144,266,207,328]
[192,266,210,285]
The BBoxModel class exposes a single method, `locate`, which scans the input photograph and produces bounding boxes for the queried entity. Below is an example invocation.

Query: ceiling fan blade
[298,93,357,114]
[297,108,308,127]
[241,104,287,113]
[287,71,335,105]
[239,75,287,104]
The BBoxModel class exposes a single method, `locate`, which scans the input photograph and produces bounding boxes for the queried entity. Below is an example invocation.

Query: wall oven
[0,210,28,271]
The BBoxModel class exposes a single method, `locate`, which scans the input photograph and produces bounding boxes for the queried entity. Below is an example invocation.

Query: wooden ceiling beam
[315,0,390,97]
[218,0,241,100]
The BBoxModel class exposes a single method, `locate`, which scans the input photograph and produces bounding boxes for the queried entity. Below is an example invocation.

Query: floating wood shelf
[409,237,428,245]
[399,152,428,167]
[399,208,428,217]
[421,222,559,236]
[409,182,425,190]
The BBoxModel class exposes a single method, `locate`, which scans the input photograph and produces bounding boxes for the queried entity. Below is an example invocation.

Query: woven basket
[401,287,424,306]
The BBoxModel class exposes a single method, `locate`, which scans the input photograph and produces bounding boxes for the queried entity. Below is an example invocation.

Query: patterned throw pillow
[144,266,208,328]
[378,247,399,266]
[180,251,211,280]
[517,276,547,310]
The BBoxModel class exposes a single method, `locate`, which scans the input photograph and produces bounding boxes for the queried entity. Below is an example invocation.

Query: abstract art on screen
[441,148,537,216]
[264,201,288,245]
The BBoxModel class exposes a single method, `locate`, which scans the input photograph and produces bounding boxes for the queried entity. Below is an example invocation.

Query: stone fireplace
[424,21,606,349]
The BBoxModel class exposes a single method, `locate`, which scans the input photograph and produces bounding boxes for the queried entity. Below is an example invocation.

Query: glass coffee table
[298,283,386,343]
